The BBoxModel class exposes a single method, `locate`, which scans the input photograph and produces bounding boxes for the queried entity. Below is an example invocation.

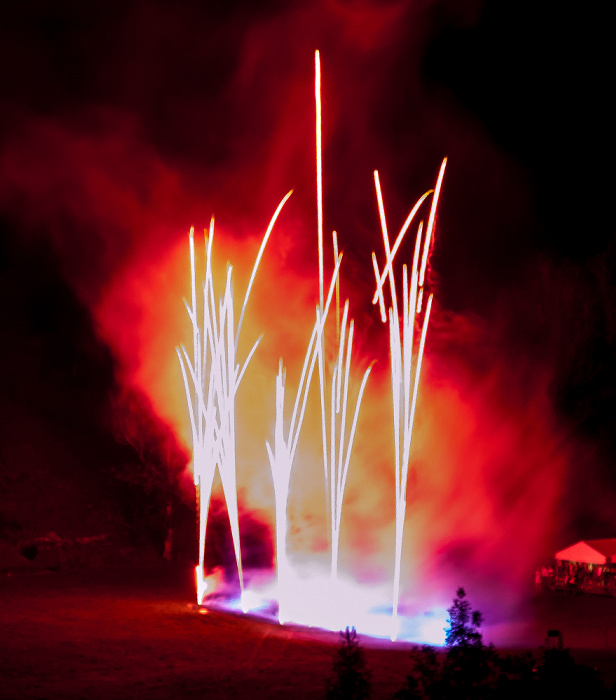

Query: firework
[372,159,446,638]
[266,256,342,622]
[177,51,446,640]
[177,193,291,604]
[313,51,374,580]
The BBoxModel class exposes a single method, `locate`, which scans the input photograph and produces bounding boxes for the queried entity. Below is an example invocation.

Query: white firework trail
[314,51,373,579]
[177,192,292,606]
[266,256,342,623]
[372,159,446,639]
[327,300,374,579]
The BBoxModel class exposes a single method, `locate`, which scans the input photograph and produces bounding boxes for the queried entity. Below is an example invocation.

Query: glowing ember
[177,51,446,640]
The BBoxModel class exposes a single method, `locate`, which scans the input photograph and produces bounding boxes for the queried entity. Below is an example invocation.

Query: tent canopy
[555,538,616,565]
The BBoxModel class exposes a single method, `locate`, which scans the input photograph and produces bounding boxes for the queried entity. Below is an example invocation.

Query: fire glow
[177,51,447,642]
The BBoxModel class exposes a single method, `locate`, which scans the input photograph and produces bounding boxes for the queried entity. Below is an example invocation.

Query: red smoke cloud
[0,0,605,626]
[93,199,579,624]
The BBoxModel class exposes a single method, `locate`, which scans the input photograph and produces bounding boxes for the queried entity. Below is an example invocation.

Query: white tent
[555,538,616,565]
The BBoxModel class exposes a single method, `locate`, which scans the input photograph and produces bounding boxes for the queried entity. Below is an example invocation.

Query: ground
[1,564,616,698]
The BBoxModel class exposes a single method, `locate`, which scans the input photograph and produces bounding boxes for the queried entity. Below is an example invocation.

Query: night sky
[1,0,616,575]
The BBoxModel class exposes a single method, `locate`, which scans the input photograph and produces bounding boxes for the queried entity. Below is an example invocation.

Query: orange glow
[96,212,569,639]
[179,52,439,631]
[311,51,374,588]
[74,52,571,643]
[332,230,340,342]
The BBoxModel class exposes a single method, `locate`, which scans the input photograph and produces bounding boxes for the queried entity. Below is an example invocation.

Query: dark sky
[1,0,616,549]
[2,1,614,300]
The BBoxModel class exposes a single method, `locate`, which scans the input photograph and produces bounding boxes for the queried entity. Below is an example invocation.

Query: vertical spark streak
[178,194,291,607]
[315,49,324,313]
[332,230,340,344]
[314,49,332,540]
[218,271,245,601]
[404,294,433,491]
[371,190,432,306]
[266,259,342,623]
[179,227,211,603]
[419,158,447,288]
[190,228,198,384]
[313,51,372,580]
[372,162,445,640]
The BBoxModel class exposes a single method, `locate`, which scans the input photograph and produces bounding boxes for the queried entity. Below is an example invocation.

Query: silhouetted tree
[395,587,612,699]
[441,587,498,696]
[326,626,371,699]
[444,587,482,647]
[393,645,441,699]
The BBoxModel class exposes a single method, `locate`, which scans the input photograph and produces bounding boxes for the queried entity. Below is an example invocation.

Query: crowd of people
[537,560,616,595]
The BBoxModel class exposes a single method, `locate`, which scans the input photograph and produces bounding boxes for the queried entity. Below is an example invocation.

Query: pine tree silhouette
[326,626,371,699]
[444,587,483,647]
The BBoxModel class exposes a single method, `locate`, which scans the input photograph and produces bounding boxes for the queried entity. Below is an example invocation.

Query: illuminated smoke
[177,51,444,640]
[1,3,594,645]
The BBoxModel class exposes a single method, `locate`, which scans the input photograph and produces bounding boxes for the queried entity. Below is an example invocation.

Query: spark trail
[177,192,291,605]
[266,257,342,622]
[314,50,373,580]
[175,52,448,639]
[372,159,446,639]
[327,301,374,579]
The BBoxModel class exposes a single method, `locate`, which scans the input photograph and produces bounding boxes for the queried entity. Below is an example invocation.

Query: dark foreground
[1,564,616,698]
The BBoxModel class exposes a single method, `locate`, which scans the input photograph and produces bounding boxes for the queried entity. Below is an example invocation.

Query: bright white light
[372,160,446,639]
[266,254,343,623]
[313,50,373,583]
[195,565,208,605]
[178,194,292,602]
[179,52,448,641]
[202,566,448,645]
